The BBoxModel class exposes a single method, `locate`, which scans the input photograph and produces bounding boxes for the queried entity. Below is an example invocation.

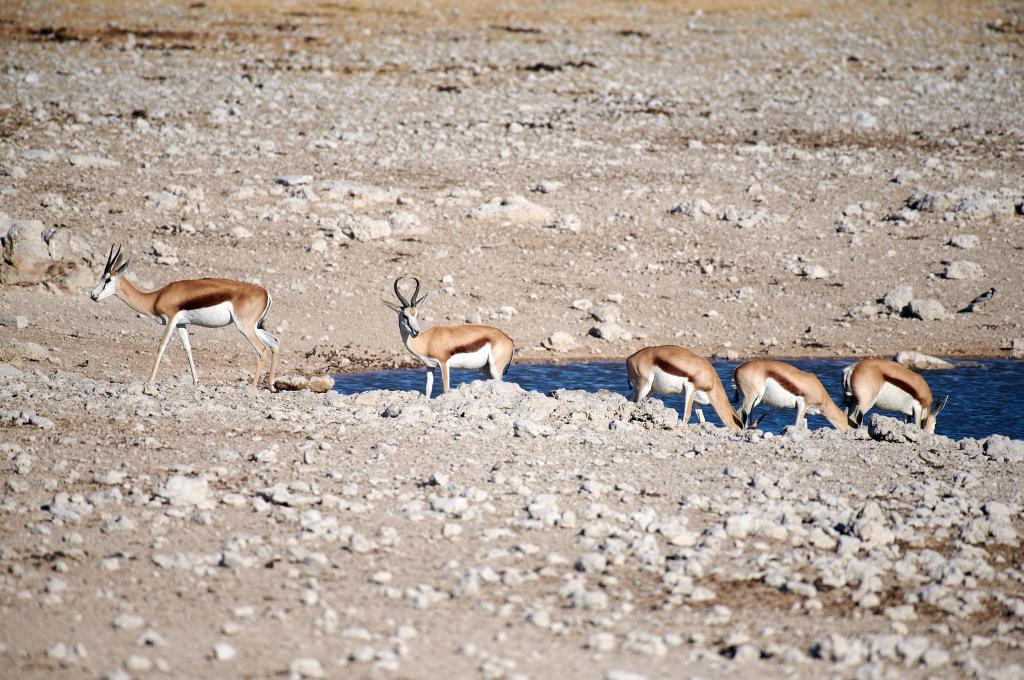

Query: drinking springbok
[90,245,280,390]
[626,345,742,430]
[843,358,948,432]
[733,359,848,431]
[384,276,514,397]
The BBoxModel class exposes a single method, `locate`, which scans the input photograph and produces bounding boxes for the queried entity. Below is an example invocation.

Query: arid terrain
[1,1,1023,678]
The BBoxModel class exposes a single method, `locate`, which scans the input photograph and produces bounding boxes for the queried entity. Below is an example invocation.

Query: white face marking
[91,274,116,301]
[403,307,421,336]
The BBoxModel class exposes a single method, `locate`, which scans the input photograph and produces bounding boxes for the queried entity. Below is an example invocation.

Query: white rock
[289,657,325,678]
[589,321,624,341]
[158,475,211,507]
[212,642,236,661]
[470,195,553,224]
[883,285,914,312]
[893,351,954,371]
[68,154,120,168]
[542,331,576,352]
[113,613,145,630]
[587,632,616,652]
[948,234,979,249]
[229,226,253,239]
[853,111,878,130]
[943,261,983,280]
[534,180,563,193]
[906,299,947,321]
[801,264,829,279]
[276,175,312,186]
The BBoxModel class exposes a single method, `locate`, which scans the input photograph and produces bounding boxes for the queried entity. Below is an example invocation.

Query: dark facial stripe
[451,338,489,356]
[654,357,692,380]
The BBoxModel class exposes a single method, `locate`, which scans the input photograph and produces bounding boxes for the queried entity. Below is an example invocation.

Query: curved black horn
[393,277,410,307]
[104,244,116,272]
[410,277,421,305]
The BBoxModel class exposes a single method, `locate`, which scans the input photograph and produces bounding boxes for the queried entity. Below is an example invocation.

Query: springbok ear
[116,257,131,275]
[415,292,429,306]
[382,299,402,312]
[934,395,949,415]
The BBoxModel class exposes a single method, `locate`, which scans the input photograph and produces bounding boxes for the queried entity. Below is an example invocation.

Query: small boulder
[867,414,921,443]
[983,435,1024,463]
[893,351,953,371]
[882,285,914,313]
[542,331,577,352]
[905,299,947,321]
[943,260,983,280]
[800,264,829,279]
[589,321,625,341]
[469,195,553,225]
[947,234,979,249]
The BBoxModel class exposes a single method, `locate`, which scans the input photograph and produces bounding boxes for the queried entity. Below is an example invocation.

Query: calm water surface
[333,358,1024,441]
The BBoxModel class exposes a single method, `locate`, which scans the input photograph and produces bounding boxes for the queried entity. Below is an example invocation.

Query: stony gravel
[1,1,1023,678]
[1,367,1022,679]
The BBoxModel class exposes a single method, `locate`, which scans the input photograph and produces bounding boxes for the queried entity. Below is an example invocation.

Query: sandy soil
[1,1,1023,679]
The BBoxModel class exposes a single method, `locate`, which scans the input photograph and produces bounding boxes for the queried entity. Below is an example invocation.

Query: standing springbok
[626,345,742,430]
[384,276,514,397]
[843,358,948,432]
[90,245,280,391]
[733,359,848,431]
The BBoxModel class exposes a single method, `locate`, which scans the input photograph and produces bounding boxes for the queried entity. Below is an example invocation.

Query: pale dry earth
[1,1,1024,679]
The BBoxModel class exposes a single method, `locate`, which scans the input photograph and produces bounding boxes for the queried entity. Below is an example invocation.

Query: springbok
[384,276,514,397]
[626,345,742,430]
[733,359,848,431]
[90,245,280,390]
[843,358,948,432]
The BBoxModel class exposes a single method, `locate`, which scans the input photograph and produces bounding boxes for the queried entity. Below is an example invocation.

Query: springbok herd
[91,247,949,434]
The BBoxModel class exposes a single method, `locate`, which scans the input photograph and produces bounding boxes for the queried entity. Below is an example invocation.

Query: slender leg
[233,316,268,388]
[681,383,695,426]
[424,369,434,398]
[441,361,450,393]
[795,399,808,429]
[255,328,280,392]
[177,326,198,385]
[149,316,179,383]
[695,409,706,424]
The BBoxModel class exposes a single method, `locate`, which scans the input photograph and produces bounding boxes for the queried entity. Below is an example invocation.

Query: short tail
[731,368,740,405]
[503,346,514,376]
[258,291,273,329]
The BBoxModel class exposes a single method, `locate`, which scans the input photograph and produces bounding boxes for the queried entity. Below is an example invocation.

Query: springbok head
[923,394,949,434]
[91,244,131,301]
[383,276,429,338]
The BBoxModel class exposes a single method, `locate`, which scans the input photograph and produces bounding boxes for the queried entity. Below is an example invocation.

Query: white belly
[761,378,799,409]
[650,367,709,404]
[447,344,491,370]
[873,381,916,414]
[182,302,233,328]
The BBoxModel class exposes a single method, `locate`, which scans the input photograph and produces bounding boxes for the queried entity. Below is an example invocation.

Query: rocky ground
[1,0,1023,379]
[1,0,1023,678]
[2,368,1024,679]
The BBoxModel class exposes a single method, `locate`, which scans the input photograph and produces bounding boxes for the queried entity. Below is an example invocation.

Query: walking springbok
[733,359,848,431]
[384,276,514,397]
[90,245,280,391]
[626,345,742,430]
[843,358,948,432]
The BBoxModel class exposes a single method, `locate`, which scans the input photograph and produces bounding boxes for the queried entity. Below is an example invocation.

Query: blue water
[332,358,1024,441]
